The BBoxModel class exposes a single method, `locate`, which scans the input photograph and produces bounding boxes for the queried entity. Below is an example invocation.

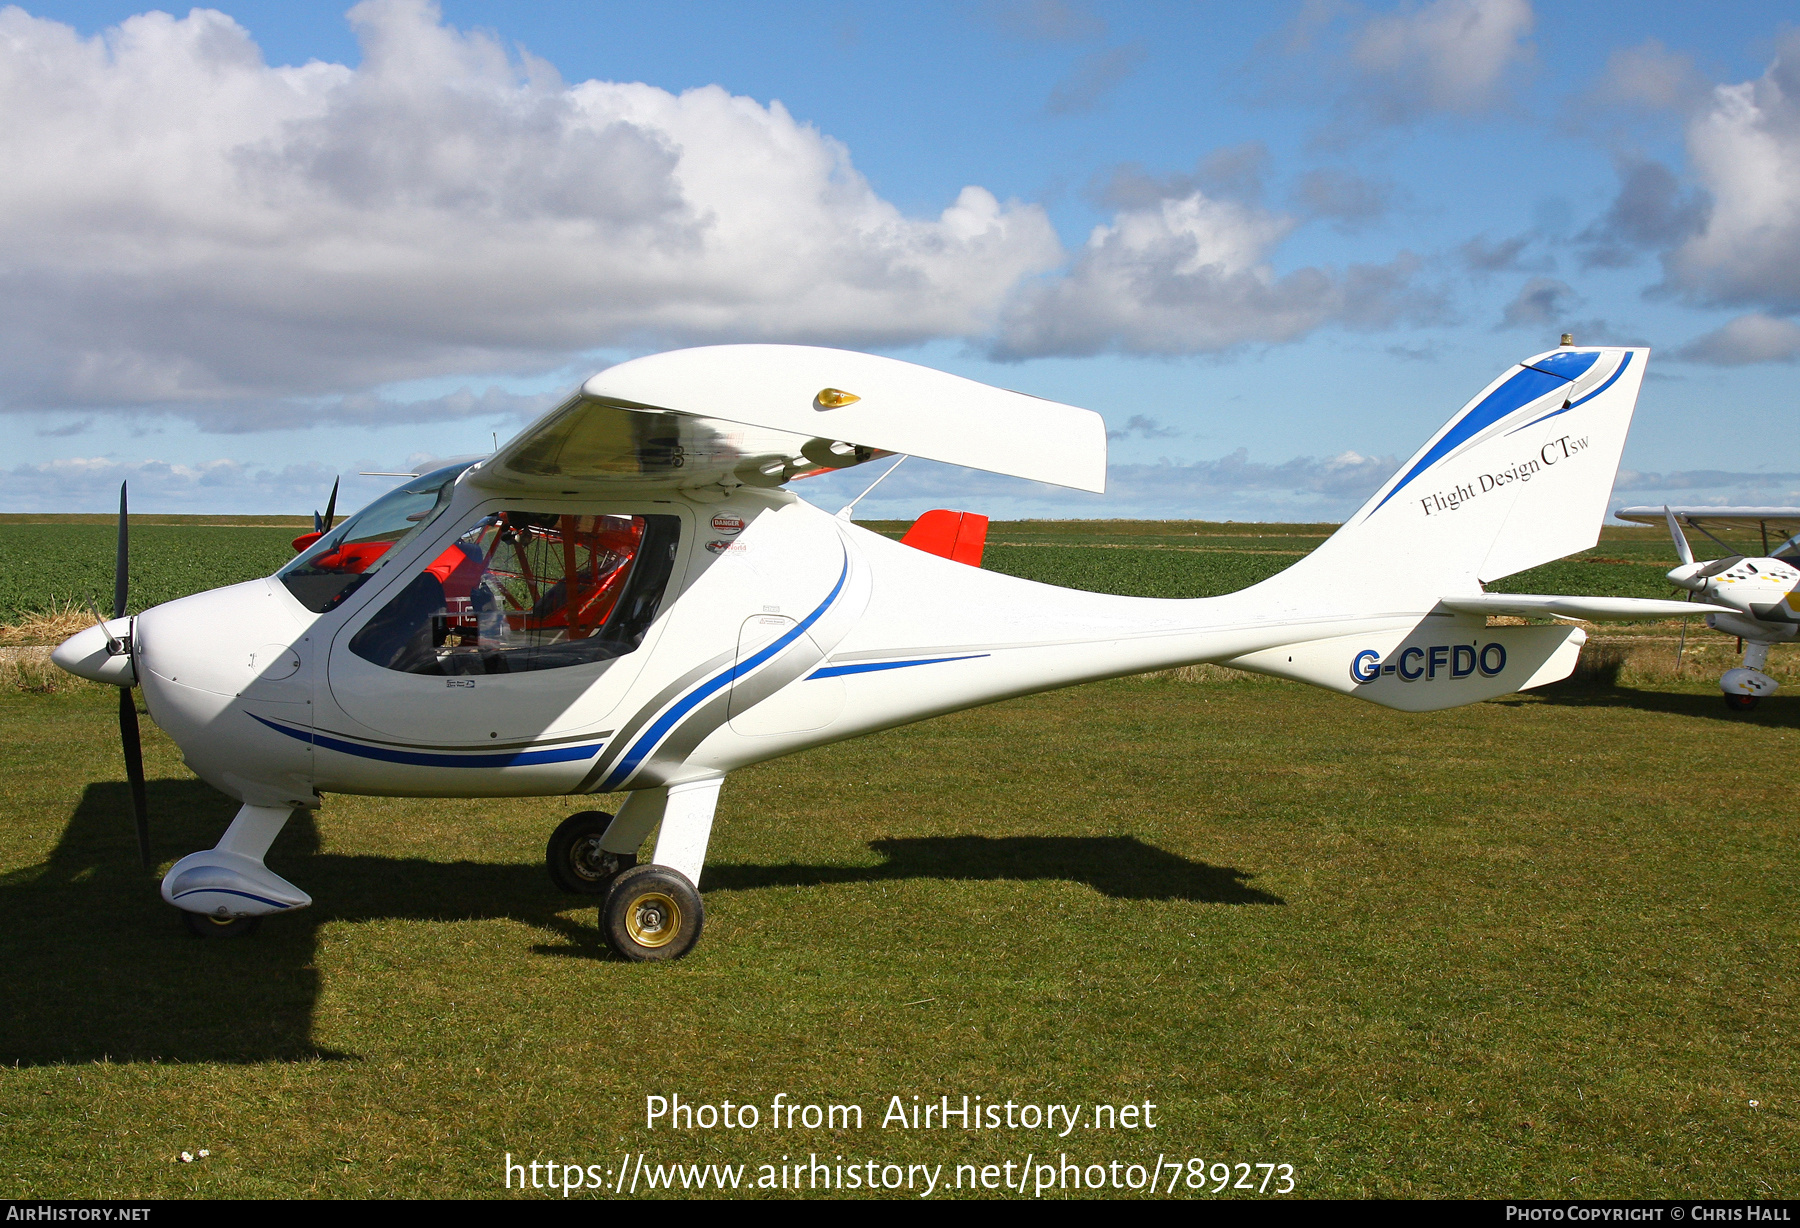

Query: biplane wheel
[1723,693,1761,712]
[547,810,635,895]
[601,865,704,962]
[182,911,261,939]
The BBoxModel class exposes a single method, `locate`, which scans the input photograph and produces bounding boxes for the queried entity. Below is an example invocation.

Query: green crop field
[0,519,1792,1200]
[0,523,301,626]
[0,515,1704,628]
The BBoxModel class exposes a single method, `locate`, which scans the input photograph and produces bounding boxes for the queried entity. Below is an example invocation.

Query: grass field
[0,518,1794,1199]
[0,515,1703,626]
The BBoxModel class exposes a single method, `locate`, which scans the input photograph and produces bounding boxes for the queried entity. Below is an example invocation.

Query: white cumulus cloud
[0,0,1061,414]
[1347,0,1534,122]
[1662,31,1800,315]
[1675,313,1800,365]
[994,189,1440,359]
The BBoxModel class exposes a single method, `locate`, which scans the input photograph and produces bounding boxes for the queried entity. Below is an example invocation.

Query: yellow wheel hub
[625,891,682,948]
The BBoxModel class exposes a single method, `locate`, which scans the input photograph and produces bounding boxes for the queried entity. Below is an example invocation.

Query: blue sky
[3,0,1798,520]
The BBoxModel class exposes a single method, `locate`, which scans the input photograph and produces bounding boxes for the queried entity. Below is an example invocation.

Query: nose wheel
[601,864,704,961]
[1724,693,1761,712]
[182,911,262,939]
[547,810,636,894]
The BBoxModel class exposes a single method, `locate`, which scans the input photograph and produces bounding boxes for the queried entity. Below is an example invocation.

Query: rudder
[1255,346,1648,612]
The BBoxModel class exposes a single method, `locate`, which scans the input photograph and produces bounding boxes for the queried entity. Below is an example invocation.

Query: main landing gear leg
[161,802,312,938]
[600,777,721,962]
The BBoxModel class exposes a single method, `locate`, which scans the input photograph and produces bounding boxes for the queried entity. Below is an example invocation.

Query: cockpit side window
[347,511,681,675]
[277,463,473,613]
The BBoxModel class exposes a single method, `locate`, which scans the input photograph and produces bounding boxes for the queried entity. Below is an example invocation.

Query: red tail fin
[899,509,988,566]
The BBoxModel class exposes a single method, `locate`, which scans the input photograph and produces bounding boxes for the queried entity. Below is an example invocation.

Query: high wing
[1616,506,1800,532]
[1439,593,1729,621]
[471,344,1107,497]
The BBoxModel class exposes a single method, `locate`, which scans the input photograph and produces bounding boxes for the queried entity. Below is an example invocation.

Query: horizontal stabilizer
[900,510,989,567]
[1220,620,1587,712]
[1438,593,1728,620]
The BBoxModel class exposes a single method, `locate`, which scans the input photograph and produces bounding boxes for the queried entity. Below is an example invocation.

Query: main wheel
[1724,692,1761,712]
[547,810,635,894]
[601,865,704,962]
[182,911,261,939]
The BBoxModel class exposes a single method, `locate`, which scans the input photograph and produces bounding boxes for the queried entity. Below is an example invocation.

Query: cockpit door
[325,503,690,744]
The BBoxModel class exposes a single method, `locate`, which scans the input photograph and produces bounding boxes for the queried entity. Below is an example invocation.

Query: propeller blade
[114,482,129,620]
[313,508,323,534]
[321,477,340,533]
[1697,555,1744,579]
[111,479,150,867]
[1664,505,1694,567]
[119,663,150,868]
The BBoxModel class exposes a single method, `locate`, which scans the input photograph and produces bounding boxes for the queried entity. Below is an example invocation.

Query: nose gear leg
[597,787,669,857]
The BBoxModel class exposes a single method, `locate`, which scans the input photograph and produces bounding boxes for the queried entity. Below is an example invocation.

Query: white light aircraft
[55,343,1723,960]
[1613,505,1800,710]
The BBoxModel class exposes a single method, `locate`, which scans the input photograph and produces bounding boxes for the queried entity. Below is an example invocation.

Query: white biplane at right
[1614,505,1800,710]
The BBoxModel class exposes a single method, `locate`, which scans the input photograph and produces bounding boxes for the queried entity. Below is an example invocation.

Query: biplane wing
[472,344,1108,496]
[1616,506,1800,531]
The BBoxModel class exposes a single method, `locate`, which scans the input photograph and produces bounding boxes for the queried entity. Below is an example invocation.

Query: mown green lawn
[0,517,1790,1199]
[1,671,1793,1198]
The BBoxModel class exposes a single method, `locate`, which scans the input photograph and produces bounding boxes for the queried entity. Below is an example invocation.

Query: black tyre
[601,864,704,962]
[547,810,635,894]
[1724,692,1761,712]
[182,910,261,939]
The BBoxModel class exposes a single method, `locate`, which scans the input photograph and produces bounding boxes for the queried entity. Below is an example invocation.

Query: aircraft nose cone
[51,618,136,686]
[1667,563,1704,590]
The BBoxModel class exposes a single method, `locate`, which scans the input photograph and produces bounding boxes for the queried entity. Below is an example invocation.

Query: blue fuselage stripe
[252,714,602,768]
[598,551,851,790]
[808,653,990,679]
[172,886,293,909]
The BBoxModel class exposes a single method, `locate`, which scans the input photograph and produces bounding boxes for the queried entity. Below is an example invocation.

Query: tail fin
[1261,346,1648,610]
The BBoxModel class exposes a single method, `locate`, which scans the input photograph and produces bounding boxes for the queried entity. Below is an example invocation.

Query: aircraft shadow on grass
[1,780,1276,1066]
[702,835,1283,905]
[1506,680,1800,726]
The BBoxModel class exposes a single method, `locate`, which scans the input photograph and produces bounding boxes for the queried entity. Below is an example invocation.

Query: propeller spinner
[1664,506,1741,589]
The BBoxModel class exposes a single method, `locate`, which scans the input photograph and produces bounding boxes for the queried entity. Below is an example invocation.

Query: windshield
[277,462,475,613]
